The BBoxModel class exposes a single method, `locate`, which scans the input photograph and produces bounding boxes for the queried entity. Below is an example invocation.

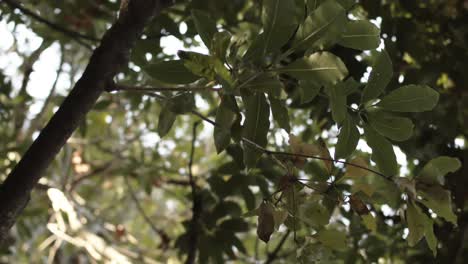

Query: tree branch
[186,122,201,264]
[2,0,99,49]
[108,83,219,93]
[110,90,393,181]
[190,108,392,181]
[0,0,173,242]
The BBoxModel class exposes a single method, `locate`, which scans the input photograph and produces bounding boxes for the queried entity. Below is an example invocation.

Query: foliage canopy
[0,0,467,263]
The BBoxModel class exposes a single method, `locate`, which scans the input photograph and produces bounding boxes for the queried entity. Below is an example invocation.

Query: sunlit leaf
[278,52,348,85]
[294,0,346,51]
[211,31,231,60]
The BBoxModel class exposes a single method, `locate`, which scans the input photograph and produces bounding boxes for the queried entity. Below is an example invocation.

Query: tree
[0,0,465,263]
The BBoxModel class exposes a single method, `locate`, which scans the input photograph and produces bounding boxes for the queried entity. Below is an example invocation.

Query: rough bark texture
[0,0,172,241]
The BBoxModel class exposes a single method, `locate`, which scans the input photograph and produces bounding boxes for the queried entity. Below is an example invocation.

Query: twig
[14,40,52,136]
[186,122,201,264]
[265,230,291,264]
[2,0,98,49]
[109,92,393,181]
[109,83,219,93]
[22,44,65,142]
[123,174,170,249]
[68,161,116,192]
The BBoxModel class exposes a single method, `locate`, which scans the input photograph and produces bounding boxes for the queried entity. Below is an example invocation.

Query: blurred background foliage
[0,0,467,263]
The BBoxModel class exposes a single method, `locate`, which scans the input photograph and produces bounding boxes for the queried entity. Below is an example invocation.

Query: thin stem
[2,0,96,49]
[186,122,201,264]
[109,91,393,182]
[123,175,170,249]
[110,83,219,93]
[265,230,291,264]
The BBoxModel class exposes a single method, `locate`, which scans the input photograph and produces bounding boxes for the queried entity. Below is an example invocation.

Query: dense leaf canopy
[0,0,467,263]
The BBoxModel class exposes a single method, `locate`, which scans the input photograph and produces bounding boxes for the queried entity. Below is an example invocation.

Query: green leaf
[192,9,217,49]
[342,77,361,96]
[242,74,283,97]
[315,229,347,251]
[157,107,176,137]
[262,0,298,53]
[405,200,438,255]
[335,115,359,159]
[324,81,347,123]
[367,110,414,141]
[272,209,289,230]
[294,0,346,51]
[243,33,266,62]
[242,93,270,168]
[418,156,461,185]
[144,60,200,84]
[298,199,331,229]
[364,126,398,176]
[214,96,239,153]
[406,200,428,246]
[336,0,356,9]
[257,201,275,242]
[306,0,325,11]
[338,20,380,50]
[362,214,377,233]
[361,50,393,104]
[298,80,321,104]
[297,243,335,263]
[180,51,233,90]
[269,97,291,132]
[377,85,440,112]
[278,52,348,85]
[211,31,231,60]
[417,183,457,225]
[167,93,195,114]
[424,218,438,256]
[307,0,355,11]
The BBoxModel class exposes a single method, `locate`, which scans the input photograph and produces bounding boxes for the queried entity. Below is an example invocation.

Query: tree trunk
[0,0,172,242]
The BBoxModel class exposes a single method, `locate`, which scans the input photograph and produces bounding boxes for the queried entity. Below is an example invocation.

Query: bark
[0,0,172,242]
